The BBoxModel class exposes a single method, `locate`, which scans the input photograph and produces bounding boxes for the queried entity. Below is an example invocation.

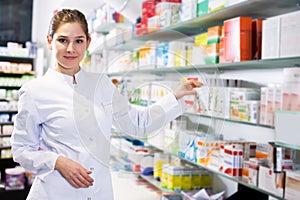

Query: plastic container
[5,167,25,190]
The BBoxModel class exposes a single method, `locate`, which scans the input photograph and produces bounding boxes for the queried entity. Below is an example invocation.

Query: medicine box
[261,16,280,59]
[197,0,208,17]
[224,16,253,62]
[285,170,300,200]
[258,166,285,198]
[280,10,300,58]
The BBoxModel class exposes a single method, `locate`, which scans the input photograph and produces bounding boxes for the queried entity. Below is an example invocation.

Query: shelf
[146,141,284,200]
[94,22,132,33]
[0,71,35,76]
[106,39,145,51]
[139,175,170,193]
[0,86,21,89]
[0,122,13,125]
[0,55,34,63]
[0,98,18,102]
[111,132,285,199]
[275,142,300,151]
[180,157,284,200]
[89,39,145,54]
[0,110,17,114]
[107,56,300,76]
[0,146,11,150]
[0,134,11,138]
[136,0,300,41]
[183,112,274,129]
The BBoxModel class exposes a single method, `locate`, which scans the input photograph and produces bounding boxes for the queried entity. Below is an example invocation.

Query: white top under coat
[11,68,185,200]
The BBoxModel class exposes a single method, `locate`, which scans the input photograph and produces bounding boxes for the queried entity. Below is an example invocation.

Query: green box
[197,0,209,17]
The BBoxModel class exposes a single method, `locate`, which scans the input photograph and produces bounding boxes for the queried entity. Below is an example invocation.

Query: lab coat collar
[46,67,83,87]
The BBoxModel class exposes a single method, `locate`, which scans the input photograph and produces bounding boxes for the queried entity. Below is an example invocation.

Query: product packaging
[224,16,253,62]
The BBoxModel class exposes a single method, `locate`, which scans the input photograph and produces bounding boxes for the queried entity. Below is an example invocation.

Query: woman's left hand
[173,80,203,100]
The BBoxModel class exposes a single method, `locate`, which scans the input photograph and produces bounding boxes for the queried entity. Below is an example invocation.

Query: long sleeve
[10,86,59,177]
[110,85,186,138]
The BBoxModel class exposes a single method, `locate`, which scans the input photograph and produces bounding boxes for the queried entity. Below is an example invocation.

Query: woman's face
[47,22,90,73]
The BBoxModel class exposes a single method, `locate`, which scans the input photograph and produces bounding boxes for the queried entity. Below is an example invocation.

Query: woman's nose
[67,42,75,52]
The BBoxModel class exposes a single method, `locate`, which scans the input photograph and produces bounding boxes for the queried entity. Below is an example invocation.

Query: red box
[161,0,182,2]
[142,1,159,18]
[252,19,263,60]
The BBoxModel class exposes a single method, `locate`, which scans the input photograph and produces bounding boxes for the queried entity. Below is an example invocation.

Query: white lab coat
[10,68,185,200]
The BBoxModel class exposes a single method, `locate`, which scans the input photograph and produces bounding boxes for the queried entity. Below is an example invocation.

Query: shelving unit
[136,0,300,41]
[93,22,132,33]
[106,56,300,77]
[0,55,35,199]
[183,112,274,129]
[110,131,277,199]
[87,0,300,199]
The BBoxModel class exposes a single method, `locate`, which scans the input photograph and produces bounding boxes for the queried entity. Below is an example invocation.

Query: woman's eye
[76,39,84,44]
[58,38,68,43]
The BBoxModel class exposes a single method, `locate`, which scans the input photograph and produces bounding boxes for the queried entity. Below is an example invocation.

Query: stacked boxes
[230,88,260,123]
[179,0,197,22]
[205,26,222,64]
[262,10,300,59]
[161,163,211,192]
[156,2,181,28]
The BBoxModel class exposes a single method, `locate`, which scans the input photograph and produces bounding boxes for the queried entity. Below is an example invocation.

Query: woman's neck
[55,65,80,76]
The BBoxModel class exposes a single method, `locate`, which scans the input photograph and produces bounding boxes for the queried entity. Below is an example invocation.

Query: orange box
[219,27,225,63]
[207,25,222,44]
[224,16,253,62]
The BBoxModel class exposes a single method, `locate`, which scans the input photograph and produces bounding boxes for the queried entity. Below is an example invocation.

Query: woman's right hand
[54,156,94,188]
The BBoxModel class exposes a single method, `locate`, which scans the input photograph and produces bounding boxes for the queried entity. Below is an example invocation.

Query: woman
[10,9,202,200]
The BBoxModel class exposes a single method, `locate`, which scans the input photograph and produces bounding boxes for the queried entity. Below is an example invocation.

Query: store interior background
[31,1,163,199]
[3,0,299,199]
[32,0,239,198]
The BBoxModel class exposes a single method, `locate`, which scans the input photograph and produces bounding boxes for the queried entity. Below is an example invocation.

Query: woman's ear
[86,36,91,50]
[47,35,53,50]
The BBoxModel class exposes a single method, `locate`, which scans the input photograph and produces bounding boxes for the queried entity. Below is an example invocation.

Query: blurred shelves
[184,112,274,129]
[89,38,145,54]
[147,141,284,200]
[0,55,34,63]
[136,0,300,41]
[107,56,300,76]
[0,71,35,76]
[94,22,132,33]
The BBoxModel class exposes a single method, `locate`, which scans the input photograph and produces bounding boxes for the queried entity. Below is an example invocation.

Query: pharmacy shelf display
[0,55,34,199]
[88,0,300,199]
